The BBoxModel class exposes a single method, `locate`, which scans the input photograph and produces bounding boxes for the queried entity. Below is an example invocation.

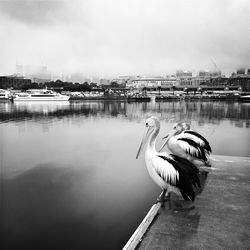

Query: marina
[1,89,250,103]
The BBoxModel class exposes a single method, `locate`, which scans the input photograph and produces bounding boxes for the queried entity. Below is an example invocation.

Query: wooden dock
[123,155,250,250]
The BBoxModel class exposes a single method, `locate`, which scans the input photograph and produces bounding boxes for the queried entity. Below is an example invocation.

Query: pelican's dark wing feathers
[157,154,201,201]
[177,137,208,161]
[184,130,212,153]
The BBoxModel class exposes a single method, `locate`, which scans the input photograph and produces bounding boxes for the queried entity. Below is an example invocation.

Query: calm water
[0,100,249,250]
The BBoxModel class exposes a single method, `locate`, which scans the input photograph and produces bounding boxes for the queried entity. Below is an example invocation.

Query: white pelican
[136,116,202,203]
[159,122,212,167]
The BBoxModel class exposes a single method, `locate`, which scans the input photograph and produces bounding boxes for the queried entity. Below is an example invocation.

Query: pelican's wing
[156,154,201,201]
[183,130,212,153]
[175,136,208,161]
[151,154,179,185]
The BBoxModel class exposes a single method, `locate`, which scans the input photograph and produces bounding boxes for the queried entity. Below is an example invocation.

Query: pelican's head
[158,122,183,152]
[181,122,191,130]
[146,116,160,130]
[136,116,160,159]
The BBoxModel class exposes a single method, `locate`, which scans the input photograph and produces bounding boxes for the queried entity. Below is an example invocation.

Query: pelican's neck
[146,127,159,153]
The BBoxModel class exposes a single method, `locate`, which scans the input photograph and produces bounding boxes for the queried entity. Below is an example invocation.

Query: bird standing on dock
[159,122,212,167]
[136,116,202,203]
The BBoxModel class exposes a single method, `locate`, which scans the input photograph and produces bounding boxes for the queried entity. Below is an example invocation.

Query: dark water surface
[0,100,249,250]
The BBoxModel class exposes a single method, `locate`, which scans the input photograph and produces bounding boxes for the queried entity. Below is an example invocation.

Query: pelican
[159,122,212,166]
[136,116,202,203]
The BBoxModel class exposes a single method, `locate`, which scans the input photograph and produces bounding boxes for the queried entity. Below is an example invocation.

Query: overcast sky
[0,0,249,77]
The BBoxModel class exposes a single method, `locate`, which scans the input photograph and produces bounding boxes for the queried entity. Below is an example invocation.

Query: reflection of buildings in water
[235,121,244,128]
[0,101,249,127]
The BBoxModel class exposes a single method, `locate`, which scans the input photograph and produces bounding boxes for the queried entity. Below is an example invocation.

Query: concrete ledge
[123,155,250,250]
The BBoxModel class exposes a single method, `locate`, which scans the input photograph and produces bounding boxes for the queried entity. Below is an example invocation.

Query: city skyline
[0,0,249,78]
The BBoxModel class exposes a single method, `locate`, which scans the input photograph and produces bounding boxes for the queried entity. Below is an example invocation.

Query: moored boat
[0,89,12,101]
[13,89,70,101]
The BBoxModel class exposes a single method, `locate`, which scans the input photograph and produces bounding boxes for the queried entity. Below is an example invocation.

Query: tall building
[16,64,24,76]
[176,70,193,86]
[24,65,51,83]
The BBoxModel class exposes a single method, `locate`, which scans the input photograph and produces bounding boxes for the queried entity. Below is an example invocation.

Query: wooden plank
[122,194,163,250]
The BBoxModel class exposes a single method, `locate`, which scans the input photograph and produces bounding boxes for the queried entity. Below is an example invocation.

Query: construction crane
[210,58,221,73]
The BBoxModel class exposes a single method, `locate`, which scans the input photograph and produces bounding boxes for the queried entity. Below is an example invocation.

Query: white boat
[13,89,70,101]
[0,89,12,101]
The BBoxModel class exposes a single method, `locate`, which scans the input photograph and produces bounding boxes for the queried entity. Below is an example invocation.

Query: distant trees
[42,80,91,92]
[15,79,125,92]
[90,82,97,88]
[20,82,40,91]
[63,82,91,92]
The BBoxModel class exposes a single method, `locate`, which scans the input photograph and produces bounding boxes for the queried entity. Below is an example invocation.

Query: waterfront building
[129,76,177,89]
[112,76,133,87]
[0,75,31,89]
[189,69,224,87]
[228,69,250,92]
[197,70,211,85]
[176,70,193,86]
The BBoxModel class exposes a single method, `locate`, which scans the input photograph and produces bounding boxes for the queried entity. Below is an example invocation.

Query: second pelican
[159,122,212,166]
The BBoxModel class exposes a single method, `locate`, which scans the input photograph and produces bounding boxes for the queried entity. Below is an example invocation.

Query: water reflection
[0,162,155,250]
[0,101,249,127]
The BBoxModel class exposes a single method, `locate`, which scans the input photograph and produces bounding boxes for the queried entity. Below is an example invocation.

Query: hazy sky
[0,0,249,77]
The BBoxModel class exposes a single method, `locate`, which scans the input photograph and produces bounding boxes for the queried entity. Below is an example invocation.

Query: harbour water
[0,100,250,250]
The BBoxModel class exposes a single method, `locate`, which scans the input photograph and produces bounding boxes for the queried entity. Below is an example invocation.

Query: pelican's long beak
[159,134,169,152]
[136,127,151,159]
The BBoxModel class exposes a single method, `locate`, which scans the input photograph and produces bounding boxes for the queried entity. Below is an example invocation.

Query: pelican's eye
[146,122,149,127]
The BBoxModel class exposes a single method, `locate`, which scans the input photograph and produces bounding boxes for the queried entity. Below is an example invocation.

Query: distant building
[22,65,51,83]
[236,68,245,75]
[70,73,85,83]
[16,64,24,76]
[197,70,211,85]
[176,70,193,86]
[0,75,31,89]
[228,72,250,91]
[111,76,133,87]
[129,76,177,89]
[32,77,50,84]
[100,78,111,86]
[190,70,224,86]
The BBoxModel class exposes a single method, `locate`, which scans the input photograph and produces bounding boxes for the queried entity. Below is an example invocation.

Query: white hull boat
[14,89,70,101]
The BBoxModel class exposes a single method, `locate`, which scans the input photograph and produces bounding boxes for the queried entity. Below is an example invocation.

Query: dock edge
[122,193,163,250]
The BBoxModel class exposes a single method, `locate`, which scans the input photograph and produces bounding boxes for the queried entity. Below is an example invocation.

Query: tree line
[19,80,124,91]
